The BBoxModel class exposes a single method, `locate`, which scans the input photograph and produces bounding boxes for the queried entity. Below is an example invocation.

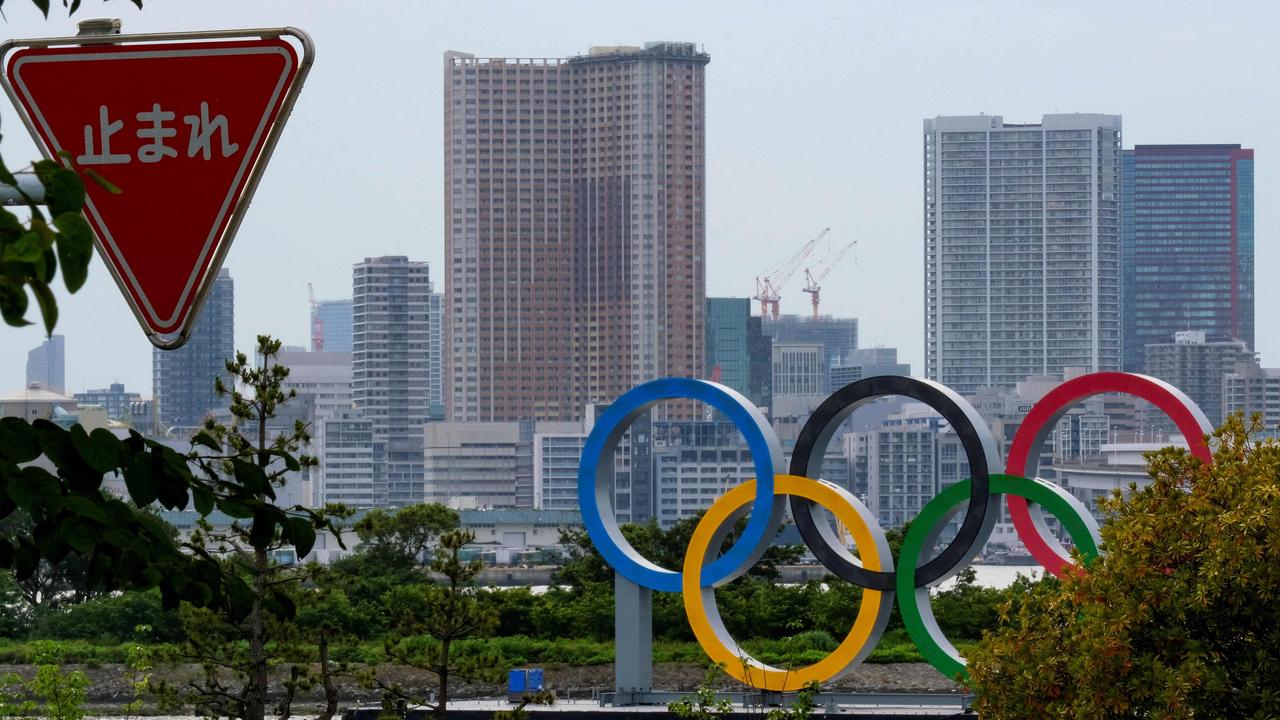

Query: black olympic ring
[788,375,1002,589]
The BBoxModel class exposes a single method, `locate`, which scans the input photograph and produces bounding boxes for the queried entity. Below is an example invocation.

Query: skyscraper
[25,334,64,393]
[352,256,434,506]
[1120,144,1254,371]
[310,298,354,353]
[444,42,708,422]
[705,298,751,396]
[924,114,1122,394]
[153,268,233,432]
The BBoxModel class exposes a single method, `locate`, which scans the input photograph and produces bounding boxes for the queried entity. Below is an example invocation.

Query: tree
[153,336,344,720]
[354,503,459,565]
[286,576,366,720]
[967,415,1280,718]
[367,529,501,720]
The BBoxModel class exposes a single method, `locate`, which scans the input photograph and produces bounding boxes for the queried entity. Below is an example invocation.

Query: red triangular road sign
[1,30,311,348]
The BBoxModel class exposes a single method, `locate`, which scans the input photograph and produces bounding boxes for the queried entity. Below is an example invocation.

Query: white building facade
[925,114,1123,394]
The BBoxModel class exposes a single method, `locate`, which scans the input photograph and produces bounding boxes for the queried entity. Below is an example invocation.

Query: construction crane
[753,227,830,319]
[802,238,858,319]
[308,283,324,351]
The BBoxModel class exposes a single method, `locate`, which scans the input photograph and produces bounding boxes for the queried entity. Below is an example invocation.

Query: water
[934,563,1042,591]
[520,564,1043,596]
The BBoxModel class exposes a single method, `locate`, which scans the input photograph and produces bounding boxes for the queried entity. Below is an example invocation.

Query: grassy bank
[0,631,970,668]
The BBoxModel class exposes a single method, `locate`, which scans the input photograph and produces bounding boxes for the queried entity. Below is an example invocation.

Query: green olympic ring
[897,473,1101,679]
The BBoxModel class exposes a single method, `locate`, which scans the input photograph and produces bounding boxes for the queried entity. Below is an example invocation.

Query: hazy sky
[0,0,1276,396]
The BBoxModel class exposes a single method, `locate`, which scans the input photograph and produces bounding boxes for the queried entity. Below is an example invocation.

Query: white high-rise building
[353,256,435,506]
[924,114,1122,394]
[315,413,377,508]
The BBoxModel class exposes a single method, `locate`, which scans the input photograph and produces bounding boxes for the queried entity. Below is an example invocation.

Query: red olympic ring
[1005,372,1214,575]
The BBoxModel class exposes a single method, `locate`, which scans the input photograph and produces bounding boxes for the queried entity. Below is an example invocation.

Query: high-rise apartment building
[26,335,65,393]
[311,299,354,353]
[153,268,233,432]
[1120,145,1254,371]
[444,42,708,422]
[352,256,434,506]
[925,114,1123,395]
[1143,330,1257,425]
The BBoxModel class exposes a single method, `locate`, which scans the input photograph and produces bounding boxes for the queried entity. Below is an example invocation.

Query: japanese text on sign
[77,102,240,165]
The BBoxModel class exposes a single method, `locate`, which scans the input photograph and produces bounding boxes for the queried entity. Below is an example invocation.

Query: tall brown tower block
[445,43,708,421]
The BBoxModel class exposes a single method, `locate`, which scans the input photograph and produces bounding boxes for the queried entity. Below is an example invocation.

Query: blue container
[507,669,527,694]
[528,668,544,691]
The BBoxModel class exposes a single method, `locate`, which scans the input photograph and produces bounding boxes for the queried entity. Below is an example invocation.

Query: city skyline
[0,2,1277,396]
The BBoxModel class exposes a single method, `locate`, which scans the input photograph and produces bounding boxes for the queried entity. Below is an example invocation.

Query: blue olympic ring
[577,378,784,592]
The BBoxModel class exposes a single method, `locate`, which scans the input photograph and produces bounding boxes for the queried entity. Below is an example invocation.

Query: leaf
[52,212,94,293]
[28,279,57,339]
[62,494,108,524]
[83,168,121,194]
[191,484,215,516]
[249,508,276,550]
[191,430,222,453]
[124,453,158,506]
[70,425,112,475]
[0,154,18,187]
[32,0,49,18]
[31,159,59,185]
[0,210,24,238]
[43,168,84,217]
[33,419,82,474]
[0,417,41,462]
[4,231,43,263]
[68,0,81,14]
[231,458,270,495]
[89,428,127,468]
[0,279,30,327]
[8,467,58,513]
[288,516,316,558]
[217,499,255,519]
[59,519,97,553]
[39,247,57,284]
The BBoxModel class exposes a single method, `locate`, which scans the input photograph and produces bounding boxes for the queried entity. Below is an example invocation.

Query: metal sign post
[0,22,312,349]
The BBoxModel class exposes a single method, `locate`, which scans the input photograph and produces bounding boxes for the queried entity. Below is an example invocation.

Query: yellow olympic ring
[681,474,893,691]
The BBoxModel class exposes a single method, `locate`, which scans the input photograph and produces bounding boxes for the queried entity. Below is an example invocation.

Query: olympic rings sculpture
[577,373,1213,686]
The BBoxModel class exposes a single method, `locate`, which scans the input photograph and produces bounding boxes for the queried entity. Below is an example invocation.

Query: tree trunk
[245,547,270,720]
[436,640,450,720]
[319,633,339,720]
